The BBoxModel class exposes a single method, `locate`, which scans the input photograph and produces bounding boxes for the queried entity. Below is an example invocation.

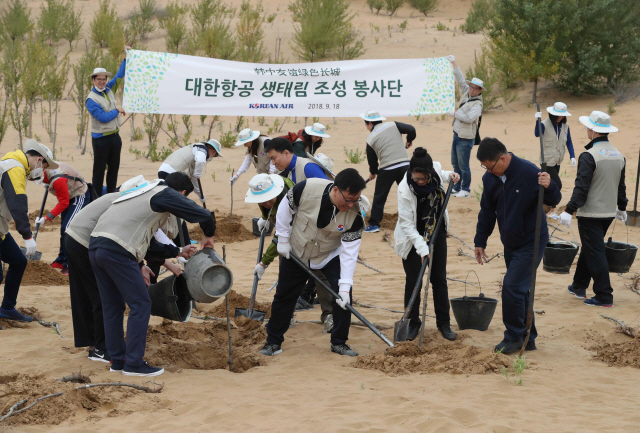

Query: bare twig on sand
[57,372,91,384]
[622,273,640,295]
[495,279,503,294]
[0,393,63,421]
[448,233,474,251]
[38,320,64,338]
[0,399,27,421]
[296,320,393,331]
[381,231,395,250]
[485,252,503,263]
[535,310,545,315]
[192,314,237,327]
[458,248,475,260]
[600,315,638,338]
[447,276,475,285]
[76,381,164,393]
[356,257,384,274]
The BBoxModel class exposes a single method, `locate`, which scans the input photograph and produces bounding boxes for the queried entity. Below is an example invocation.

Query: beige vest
[452,92,483,139]
[366,122,409,169]
[86,90,121,134]
[91,185,172,261]
[576,141,625,218]
[164,144,198,178]
[66,192,120,248]
[45,162,88,200]
[290,178,369,263]
[252,137,271,174]
[0,159,25,234]
[541,119,569,166]
[288,156,312,184]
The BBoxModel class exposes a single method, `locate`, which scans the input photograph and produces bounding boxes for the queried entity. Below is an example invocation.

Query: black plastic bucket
[252,217,274,237]
[148,274,192,322]
[543,241,579,274]
[605,239,638,273]
[451,292,498,331]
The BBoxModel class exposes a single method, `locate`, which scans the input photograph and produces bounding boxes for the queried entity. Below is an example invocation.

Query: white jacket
[394,161,452,260]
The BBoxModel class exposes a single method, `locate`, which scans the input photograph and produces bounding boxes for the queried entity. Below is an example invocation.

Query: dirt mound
[145,318,265,373]
[0,373,137,426]
[10,209,61,232]
[197,290,272,320]
[379,213,399,231]
[189,212,255,244]
[20,261,69,286]
[591,336,640,369]
[352,334,510,375]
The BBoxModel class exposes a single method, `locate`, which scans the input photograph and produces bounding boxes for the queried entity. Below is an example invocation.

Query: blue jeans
[502,241,546,342]
[450,133,474,192]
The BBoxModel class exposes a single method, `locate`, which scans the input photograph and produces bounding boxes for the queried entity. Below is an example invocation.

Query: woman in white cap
[158,139,222,203]
[535,102,576,215]
[559,111,627,308]
[281,122,330,157]
[229,129,276,186]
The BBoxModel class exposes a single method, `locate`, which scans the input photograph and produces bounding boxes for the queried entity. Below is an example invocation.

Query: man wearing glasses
[473,138,561,354]
[85,46,130,197]
[259,169,370,357]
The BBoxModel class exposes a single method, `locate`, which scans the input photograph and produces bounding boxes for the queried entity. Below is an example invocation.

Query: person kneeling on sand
[259,169,370,357]
[89,172,215,377]
[474,138,560,354]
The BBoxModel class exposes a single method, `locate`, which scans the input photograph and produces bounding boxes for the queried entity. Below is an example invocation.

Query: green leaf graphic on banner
[408,57,455,116]
[123,51,178,113]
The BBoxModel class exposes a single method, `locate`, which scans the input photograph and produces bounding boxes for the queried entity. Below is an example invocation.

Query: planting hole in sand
[188,212,255,244]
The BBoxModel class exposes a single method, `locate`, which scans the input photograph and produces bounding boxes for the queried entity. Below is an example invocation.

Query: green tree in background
[236,0,268,63]
[37,0,66,46]
[0,0,33,44]
[60,1,84,49]
[159,1,189,53]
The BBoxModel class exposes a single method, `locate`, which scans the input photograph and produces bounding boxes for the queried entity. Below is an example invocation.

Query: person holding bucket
[229,129,276,186]
[89,172,215,377]
[559,111,627,308]
[534,102,576,216]
[394,147,459,341]
[474,138,561,354]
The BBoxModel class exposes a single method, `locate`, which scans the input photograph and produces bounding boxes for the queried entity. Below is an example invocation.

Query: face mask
[29,160,43,183]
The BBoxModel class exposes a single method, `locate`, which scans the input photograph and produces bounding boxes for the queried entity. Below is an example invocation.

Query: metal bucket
[543,241,579,274]
[605,240,638,273]
[147,274,192,322]
[252,217,273,237]
[184,248,233,303]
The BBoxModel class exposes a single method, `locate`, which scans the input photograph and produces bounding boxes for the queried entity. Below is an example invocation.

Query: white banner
[122,50,455,118]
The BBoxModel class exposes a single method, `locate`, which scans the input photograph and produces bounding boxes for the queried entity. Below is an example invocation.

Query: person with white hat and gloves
[158,139,223,203]
[229,129,276,186]
[0,140,54,324]
[281,122,330,158]
[534,102,576,216]
[360,110,415,233]
[86,45,131,197]
[447,55,484,198]
[559,111,627,308]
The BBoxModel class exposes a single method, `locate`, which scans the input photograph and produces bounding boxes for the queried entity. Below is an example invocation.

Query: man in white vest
[85,45,130,197]
[361,110,414,233]
[89,172,215,376]
[447,55,484,198]
[259,169,370,357]
[559,112,627,308]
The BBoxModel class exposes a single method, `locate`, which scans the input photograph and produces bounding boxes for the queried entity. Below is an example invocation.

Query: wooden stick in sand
[230,169,234,222]
[223,245,233,371]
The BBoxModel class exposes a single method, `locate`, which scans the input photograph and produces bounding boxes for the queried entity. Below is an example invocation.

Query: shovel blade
[19,247,42,261]
[234,308,267,322]
[393,318,410,343]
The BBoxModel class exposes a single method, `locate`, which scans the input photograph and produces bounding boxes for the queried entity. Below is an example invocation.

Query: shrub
[408,0,438,17]
[129,0,157,40]
[89,0,118,48]
[159,1,188,53]
[37,0,66,46]
[0,0,33,43]
[366,0,384,14]
[384,0,404,16]
[465,50,499,112]
[219,127,238,148]
[461,0,492,33]
[60,1,84,49]
[344,147,366,164]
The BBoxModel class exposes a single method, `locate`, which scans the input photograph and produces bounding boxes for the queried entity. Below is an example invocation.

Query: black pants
[65,236,105,350]
[402,226,450,329]
[54,189,92,267]
[0,233,28,311]
[267,255,351,346]
[92,132,122,197]
[368,165,409,226]
[299,270,333,322]
[547,164,562,190]
[573,217,614,304]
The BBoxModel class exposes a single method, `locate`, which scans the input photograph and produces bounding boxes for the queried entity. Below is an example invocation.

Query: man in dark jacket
[474,138,561,354]
[559,111,626,308]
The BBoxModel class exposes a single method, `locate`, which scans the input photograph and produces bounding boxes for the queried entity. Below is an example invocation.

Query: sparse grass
[607,101,616,115]
[129,145,142,159]
[501,355,528,386]
[344,147,366,164]
[473,184,484,202]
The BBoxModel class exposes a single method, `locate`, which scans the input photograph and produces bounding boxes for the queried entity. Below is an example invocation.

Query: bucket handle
[609,218,631,250]
[463,270,483,298]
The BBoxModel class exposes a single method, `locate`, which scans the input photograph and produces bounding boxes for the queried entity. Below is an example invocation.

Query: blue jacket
[474,154,562,250]
[281,155,327,183]
[86,59,127,138]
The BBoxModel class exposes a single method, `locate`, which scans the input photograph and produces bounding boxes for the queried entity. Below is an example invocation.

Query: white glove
[559,212,572,227]
[616,209,628,222]
[277,237,291,259]
[257,218,270,232]
[24,238,37,255]
[447,55,455,63]
[177,257,188,266]
[336,285,351,310]
[35,216,46,226]
[571,158,577,167]
[253,262,266,280]
[229,175,239,186]
[198,195,206,204]
[448,110,455,117]
[535,112,542,119]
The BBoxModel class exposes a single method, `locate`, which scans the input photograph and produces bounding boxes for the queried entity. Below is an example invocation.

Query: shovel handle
[197,179,207,209]
[248,225,267,316]
[33,188,49,242]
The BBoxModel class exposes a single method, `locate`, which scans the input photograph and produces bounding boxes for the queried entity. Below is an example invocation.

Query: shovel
[234,223,268,322]
[395,180,454,343]
[21,189,49,261]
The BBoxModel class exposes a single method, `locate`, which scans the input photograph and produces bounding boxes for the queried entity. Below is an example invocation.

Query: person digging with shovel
[259,169,370,357]
[474,138,561,354]
[0,140,49,323]
[394,147,459,341]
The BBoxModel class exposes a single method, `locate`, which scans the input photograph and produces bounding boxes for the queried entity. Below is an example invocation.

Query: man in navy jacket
[474,138,561,354]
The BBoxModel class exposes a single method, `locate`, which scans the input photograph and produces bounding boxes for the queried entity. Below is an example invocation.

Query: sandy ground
[2,0,640,431]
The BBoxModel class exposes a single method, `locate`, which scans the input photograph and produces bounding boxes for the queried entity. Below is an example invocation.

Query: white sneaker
[453,190,470,198]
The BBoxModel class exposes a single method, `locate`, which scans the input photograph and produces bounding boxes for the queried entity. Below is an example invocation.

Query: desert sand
[1,0,640,431]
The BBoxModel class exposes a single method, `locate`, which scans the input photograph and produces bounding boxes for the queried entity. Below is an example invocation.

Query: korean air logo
[337,224,345,232]
[249,103,294,109]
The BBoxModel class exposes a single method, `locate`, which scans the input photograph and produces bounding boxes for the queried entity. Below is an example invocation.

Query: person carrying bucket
[0,140,49,323]
[534,102,576,217]
[89,172,215,377]
[259,169,370,357]
[394,147,459,342]
[280,122,330,158]
[474,138,561,354]
[229,129,276,186]
[559,111,627,308]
